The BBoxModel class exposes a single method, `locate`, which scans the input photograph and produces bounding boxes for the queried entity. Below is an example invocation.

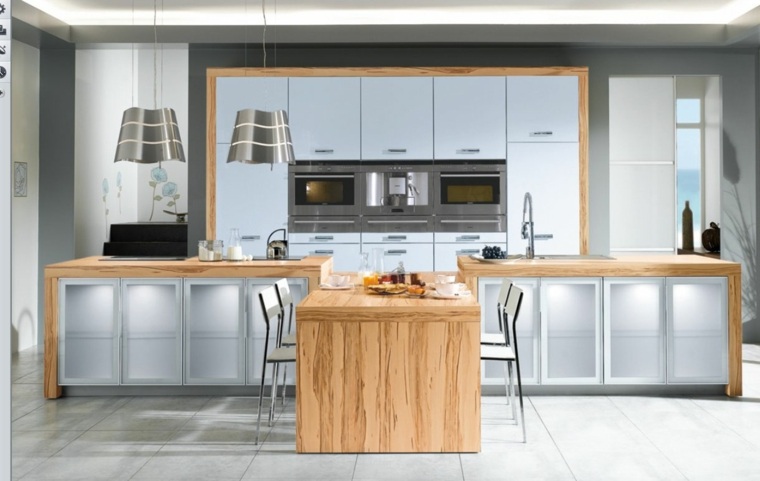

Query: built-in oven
[433,162,506,216]
[289,164,361,217]
[361,163,433,216]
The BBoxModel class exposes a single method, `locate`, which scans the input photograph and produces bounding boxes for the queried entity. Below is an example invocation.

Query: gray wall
[189,45,759,340]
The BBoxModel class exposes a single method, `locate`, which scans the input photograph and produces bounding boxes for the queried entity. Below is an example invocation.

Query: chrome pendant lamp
[114,0,186,164]
[227,0,295,166]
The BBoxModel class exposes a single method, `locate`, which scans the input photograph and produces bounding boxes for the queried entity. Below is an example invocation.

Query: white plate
[469,254,517,264]
[319,284,353,290]
[431,291,472,299]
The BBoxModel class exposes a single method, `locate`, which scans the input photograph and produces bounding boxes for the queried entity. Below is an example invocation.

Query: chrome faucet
[521,192,535,259]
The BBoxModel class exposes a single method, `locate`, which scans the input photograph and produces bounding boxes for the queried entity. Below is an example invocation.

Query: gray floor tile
[75,429,175,444]
[114,396,211,415]
[461,450,574,481]
[132,444,257,480]
[353,454,462,481]
[12,430,84,456]
[90,412,193,432]
[12,410,109,432]
[12,455,49,480]
[198,396,260,415]
[243,452,356,479]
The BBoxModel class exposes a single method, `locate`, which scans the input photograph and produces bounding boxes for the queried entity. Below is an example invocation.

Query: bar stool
[274,278,296,405]
[480,284,526,442]
[481,280,513,345]
[256,285,296,445]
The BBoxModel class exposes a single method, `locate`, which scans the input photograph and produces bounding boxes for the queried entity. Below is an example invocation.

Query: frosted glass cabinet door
[361,77,433,160]
[121,279,182,385]
[216,76,289,144]
[604,278,666,384]
[541,278,602,384]
[434,76,506,160]
[507,76,579,142]
[667,277,728,383]
[289,77,361,160]
[478,278,540,385]
[59,279,120,385]
[246,278,308,385]
[184,279,246,385]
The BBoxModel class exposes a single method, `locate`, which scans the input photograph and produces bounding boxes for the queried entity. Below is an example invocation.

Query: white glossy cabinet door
[507,76,578,142]
[216,76,289,145]
[609,77,674,163]
[541,278,602,384]
[507,143,580,255]
[478,278,540,385]
[216,144,288,255]
[59,279,120,385]
[289,77,361,161]
[360,242,434,272]
[434,76,506,160]
[247,278,307,385]
[121,279,182,385]
[609,164,675,254]
[289,244,361,272]
[361,77,433,160]
[604,278,666,384]
[184,279,246,385]
[667,277,728,383]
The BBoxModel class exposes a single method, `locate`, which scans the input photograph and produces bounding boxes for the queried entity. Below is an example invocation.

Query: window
[676,98,702,249]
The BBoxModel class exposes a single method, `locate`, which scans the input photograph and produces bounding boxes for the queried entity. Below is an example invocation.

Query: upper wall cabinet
[361,77,433,160]
[434,77,506,160]
[216,77,289,145]
[507,76,579,143]
[289,77,361,161]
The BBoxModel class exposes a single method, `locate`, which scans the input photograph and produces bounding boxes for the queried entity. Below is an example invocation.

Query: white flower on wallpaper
[102,177,110,239]
[116,171,122,214]
[148,166,168,221]
[162,181,181,215]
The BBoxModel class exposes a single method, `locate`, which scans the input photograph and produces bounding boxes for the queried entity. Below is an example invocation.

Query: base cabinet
[184,279,246,385]
[604,278,666,384]
[59,279,120,385]
[667,277,728,383]
[121,279,182,385]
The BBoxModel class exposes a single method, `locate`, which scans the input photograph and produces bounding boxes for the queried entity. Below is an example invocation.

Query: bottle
[228,227,243,261]
[392,261,406,284]
[358,252,377,287]
[682,201,694,251]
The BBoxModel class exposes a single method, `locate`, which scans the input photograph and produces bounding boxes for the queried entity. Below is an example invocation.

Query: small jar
[198,240,223,261]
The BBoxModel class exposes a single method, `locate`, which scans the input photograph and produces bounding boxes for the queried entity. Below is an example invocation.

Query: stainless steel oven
[433,162,506,216]
[289,164,361,217]
[361,163,433,216]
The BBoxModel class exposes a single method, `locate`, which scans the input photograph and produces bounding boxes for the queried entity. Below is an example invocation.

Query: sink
[532,254,615,260]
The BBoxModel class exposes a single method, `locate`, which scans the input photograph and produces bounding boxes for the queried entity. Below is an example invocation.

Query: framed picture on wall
[14,162,27,197]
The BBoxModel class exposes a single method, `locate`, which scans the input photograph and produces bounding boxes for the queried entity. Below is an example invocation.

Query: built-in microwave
[288,164,361,217]
[433,162,506,216]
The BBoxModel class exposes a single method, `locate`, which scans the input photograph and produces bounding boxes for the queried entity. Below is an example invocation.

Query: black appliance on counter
[103,222,188,257]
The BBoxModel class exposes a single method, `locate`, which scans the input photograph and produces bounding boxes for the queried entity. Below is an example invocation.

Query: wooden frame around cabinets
[206,66,589,254]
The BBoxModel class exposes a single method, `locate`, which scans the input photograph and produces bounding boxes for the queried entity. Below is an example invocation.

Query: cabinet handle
[456,235,481,241]
[456,249,481,255]
[534,234,554,240]
[529,131,554,137]
[313,149,335,154]
[456,148,481,154]
[242,235,260,241]
[383,148,407,154]
[386,250,407,255]
[312,250,334,255]
[384,235,407,241]
[312,236,334,241]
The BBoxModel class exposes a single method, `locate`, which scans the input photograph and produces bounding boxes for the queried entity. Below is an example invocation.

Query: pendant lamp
[227,0,295,165]
[114,0,186,164]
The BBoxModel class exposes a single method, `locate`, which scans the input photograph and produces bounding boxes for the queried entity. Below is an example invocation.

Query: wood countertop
[44,255,333,280]
[458,254,740,278]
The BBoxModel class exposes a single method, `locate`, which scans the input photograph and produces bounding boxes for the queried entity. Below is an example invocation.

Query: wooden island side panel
[296,291,481,453]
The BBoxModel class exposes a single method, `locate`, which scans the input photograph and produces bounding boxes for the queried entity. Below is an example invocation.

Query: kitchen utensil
[198,240,223,261]
[266,228,289,260]
[228,228,243,261]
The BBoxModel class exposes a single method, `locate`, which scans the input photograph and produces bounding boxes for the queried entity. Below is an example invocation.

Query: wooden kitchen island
[43,255,332,399]
[295,287,481,453]
[458,254,742,396]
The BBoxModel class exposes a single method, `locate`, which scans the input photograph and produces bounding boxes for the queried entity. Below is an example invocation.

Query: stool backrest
[274,279,293,308]
[258,285,282,335]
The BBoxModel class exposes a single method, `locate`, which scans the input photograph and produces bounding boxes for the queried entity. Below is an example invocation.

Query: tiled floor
[11,345,760,480]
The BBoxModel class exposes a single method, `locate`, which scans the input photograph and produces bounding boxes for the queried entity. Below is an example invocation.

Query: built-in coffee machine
[361,164,433,216]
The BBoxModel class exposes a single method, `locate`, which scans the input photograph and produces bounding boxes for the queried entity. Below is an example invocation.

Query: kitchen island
[296,287,481,453]
[43,255,332,399]
[458,254,742,396]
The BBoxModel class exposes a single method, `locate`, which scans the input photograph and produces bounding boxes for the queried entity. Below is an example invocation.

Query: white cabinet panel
[247,278,307,385]
[361,77,433,160]
[434,243,505,272]
[216,144,288,255]
[121,279,182,385]
[479,278,540,385]
[507,76,578,142]
[667,277,728,383]
[184,279,246,385]
[609,164,675,252]
[434,232,506,244]
[289,232,360,244]
[609,77,674,163]
[59,279,120,385]
[434,76,506,160]
[360,242,434,272]
[604,278,666,384]
[289,77,361,161]
[507,143,580,255]
[541,278,602,384]
[216,76,289,145]
[289,243,361,272]
[361,232,434,244]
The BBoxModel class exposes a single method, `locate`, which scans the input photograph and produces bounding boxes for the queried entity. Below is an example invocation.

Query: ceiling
[12,0,760,46]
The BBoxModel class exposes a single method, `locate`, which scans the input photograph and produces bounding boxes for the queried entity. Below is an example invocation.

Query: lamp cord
[131,0,134,107]
[262,0,267,70]
[153,0,157,111]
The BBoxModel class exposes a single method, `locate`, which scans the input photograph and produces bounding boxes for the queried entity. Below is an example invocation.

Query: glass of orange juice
[363,273,379,288]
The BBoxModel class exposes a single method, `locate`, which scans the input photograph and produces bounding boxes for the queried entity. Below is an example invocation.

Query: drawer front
[434,243,506,271]
[361,232,434,244]
[361,243,434,272]
[288,244,361,272]
[434,232,507,244]
[289,232,360,244]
